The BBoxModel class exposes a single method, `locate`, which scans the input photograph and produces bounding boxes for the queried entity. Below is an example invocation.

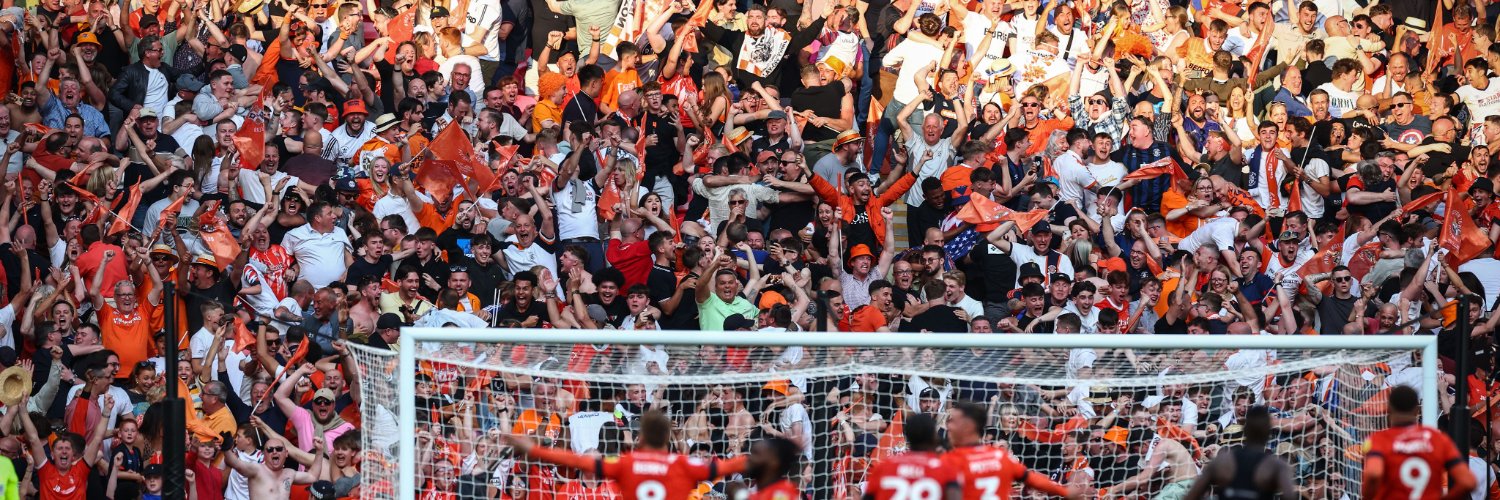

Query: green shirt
[698,294,757,331]
[0,455,19,500]
[557,0,621,59]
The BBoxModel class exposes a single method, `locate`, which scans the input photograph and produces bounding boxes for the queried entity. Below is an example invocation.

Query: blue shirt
[41,98,110,138]
[1113,141,1177,214]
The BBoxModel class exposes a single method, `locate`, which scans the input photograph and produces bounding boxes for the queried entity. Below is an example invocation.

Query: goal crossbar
[393,329,1440,499]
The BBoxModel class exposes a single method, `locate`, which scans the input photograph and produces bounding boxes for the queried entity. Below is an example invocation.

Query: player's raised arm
[505,433,600,475]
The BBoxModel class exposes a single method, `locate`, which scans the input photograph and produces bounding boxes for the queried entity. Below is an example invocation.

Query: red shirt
[529,448,747,500]
[1364,423,1463,500]
[75,242,127,298]
[752,479,800,500]
[38,461,90,500]
[559,480,623,500]
[605,239,653,290]
[944,445,1029,500]
[866,451,964,500]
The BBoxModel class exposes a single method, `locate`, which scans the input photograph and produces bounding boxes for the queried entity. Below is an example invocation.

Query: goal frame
[394,328,1439,499]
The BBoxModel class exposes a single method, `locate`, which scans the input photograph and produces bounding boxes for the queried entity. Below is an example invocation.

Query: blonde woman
[1225,85,1257,143]
[1153,6,1192,57]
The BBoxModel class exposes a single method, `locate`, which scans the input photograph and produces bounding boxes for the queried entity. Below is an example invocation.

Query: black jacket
[108,62,181,117]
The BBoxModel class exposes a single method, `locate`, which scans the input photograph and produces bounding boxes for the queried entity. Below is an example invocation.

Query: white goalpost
[347,329,1439,500]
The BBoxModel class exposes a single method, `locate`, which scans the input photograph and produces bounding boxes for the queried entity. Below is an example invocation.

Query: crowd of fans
[0,0,1493,495]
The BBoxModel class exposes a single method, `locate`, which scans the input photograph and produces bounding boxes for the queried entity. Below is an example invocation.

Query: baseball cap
[342,99,368,116]
[1277,230,1300,242]
[377,313,403,330]
[176,74,204,92]
[139,14,159,28]
[335,176,359,192]
[918,387,940,400]
[766,110,788,121]
[144,463,164,476]
[723,314,755,330]
[309,481,337,500]
[75,32,100,46]
[1050,272,1072,283]
[430,5,450,17]
[227,44,248,63]
[139,107,159,119]
[313,388,338,402]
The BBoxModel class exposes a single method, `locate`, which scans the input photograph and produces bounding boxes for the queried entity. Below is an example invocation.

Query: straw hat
[0,365,30,407]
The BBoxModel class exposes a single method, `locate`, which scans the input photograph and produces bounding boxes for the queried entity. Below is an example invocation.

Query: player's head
[748,436,801,482]
[1387,385,1420,426]
[946,400,989,446]
[1244,405,1273,445]
[905,412,942,452]
[639,408,672,450]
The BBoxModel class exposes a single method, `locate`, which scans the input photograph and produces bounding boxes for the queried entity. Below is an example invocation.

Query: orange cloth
[1159,190,1201,238]
[100,302,164,380]
[848,305,888,332]
[601,68,642,112]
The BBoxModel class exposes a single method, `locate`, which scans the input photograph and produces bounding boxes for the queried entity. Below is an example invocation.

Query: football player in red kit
[944,401,1081,500]
[747,437,803,500]
[1363,386,1477,500]
[507,409,747,500]
[865,412,964,500]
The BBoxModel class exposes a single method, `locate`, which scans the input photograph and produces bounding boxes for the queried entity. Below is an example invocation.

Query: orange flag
[1221,189,1266,218]
[430,123,489,197]
[415,158,464,201]
[1122,156,1189,193]
[252,38,282,90]
[385,6,418,64]
[158,196,187,234]
[954,194,1012,231]
[689,129,717,174]
[67,184,107,225]
[1404,190,1445,213]
[231,318,258,353]
[108,185,143,236]
[200,219,241,271]
[1346,241,1383,280]
[234,95,266,170]
[1440,189,1492,267]
[1298,226,1345,294]
[1005,209,1052,234]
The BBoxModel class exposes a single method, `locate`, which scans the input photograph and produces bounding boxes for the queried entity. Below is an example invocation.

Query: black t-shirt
[1316,295,1359,335]
[647,264,677,304]
[496,298,544,326]
[906,201,949,248]
[663,272,701,330]
[347,255,393,288]
[790,82,846,142]
[845,205,879,255]
[902,304,969,333]
[583,294,631,328]
[643,111,681,176]
[186,276,236,333]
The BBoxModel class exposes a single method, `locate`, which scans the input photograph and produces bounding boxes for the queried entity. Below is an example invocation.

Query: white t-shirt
[0,304,18,351]
[224,449,264,500]
[554,179,601,240]
[1459,82,1500,136]
[271,296,303,335]
[961,12,1013,69]
[1460,257,1500,311]
[904,137,957,206]
[1299,157,1330,219]
[1084,160,1127,215]
[64,385,133,429]
[778,402,814,459]
[464,2,503,62]
[1178,217,1239,253]
[1315,83,1360,117]
[1008,243,1075,288]
[1053,150,1096,206]
[143,66,169,117]
[1240,147,1290,210]
[1011,48,1069,96]
[280,224,353,289]
[372,194,419,235]
[882,40,946,104]
[236,170,300,206]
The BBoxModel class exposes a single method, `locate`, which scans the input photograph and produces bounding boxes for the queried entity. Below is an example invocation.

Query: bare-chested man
[1103,427,1200,500]
[223,433,323,499]
[6,81,41,128]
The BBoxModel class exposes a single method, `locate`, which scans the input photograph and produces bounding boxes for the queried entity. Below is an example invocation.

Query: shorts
[1154,479,1194,500]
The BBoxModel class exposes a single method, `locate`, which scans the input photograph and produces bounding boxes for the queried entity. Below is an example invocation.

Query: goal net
[348,330,1438,500]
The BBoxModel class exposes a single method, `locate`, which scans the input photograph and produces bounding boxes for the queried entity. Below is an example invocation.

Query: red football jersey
[945,445,1029,500]
[1364,424,1465,500]
[752,479,802,500]
[866,451,965,500]
[597,451,743,500]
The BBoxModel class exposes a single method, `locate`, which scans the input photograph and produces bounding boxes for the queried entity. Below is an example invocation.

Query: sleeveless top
[1219,446,1274,500]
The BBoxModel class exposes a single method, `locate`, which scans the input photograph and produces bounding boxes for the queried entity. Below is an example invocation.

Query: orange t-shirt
[600,68,642,112]
[38,461,91,500]
[848,305,888,332]
[1159,190,1201,238]
[940,164,977,196]
[100,302,165,380]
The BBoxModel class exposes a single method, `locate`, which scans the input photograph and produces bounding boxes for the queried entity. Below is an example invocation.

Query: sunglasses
[1393,102,1412,108]
[1021,102,1041,108]
[729,199,748,206]
[1333,276,1353,283]
[1088,99,1107,105]
[449,265,469,273]
[266,446,286,452]
[314,398,334,406]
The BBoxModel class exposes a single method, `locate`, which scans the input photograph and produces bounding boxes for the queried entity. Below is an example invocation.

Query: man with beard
[276,364,356,448]
[21,392,107,500]
[1381,92,1432,146]
[326,99,373,171]
[691,3,824,89]
[3,83,38,141]
[497,270,545,327]
[380,265,433,323]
